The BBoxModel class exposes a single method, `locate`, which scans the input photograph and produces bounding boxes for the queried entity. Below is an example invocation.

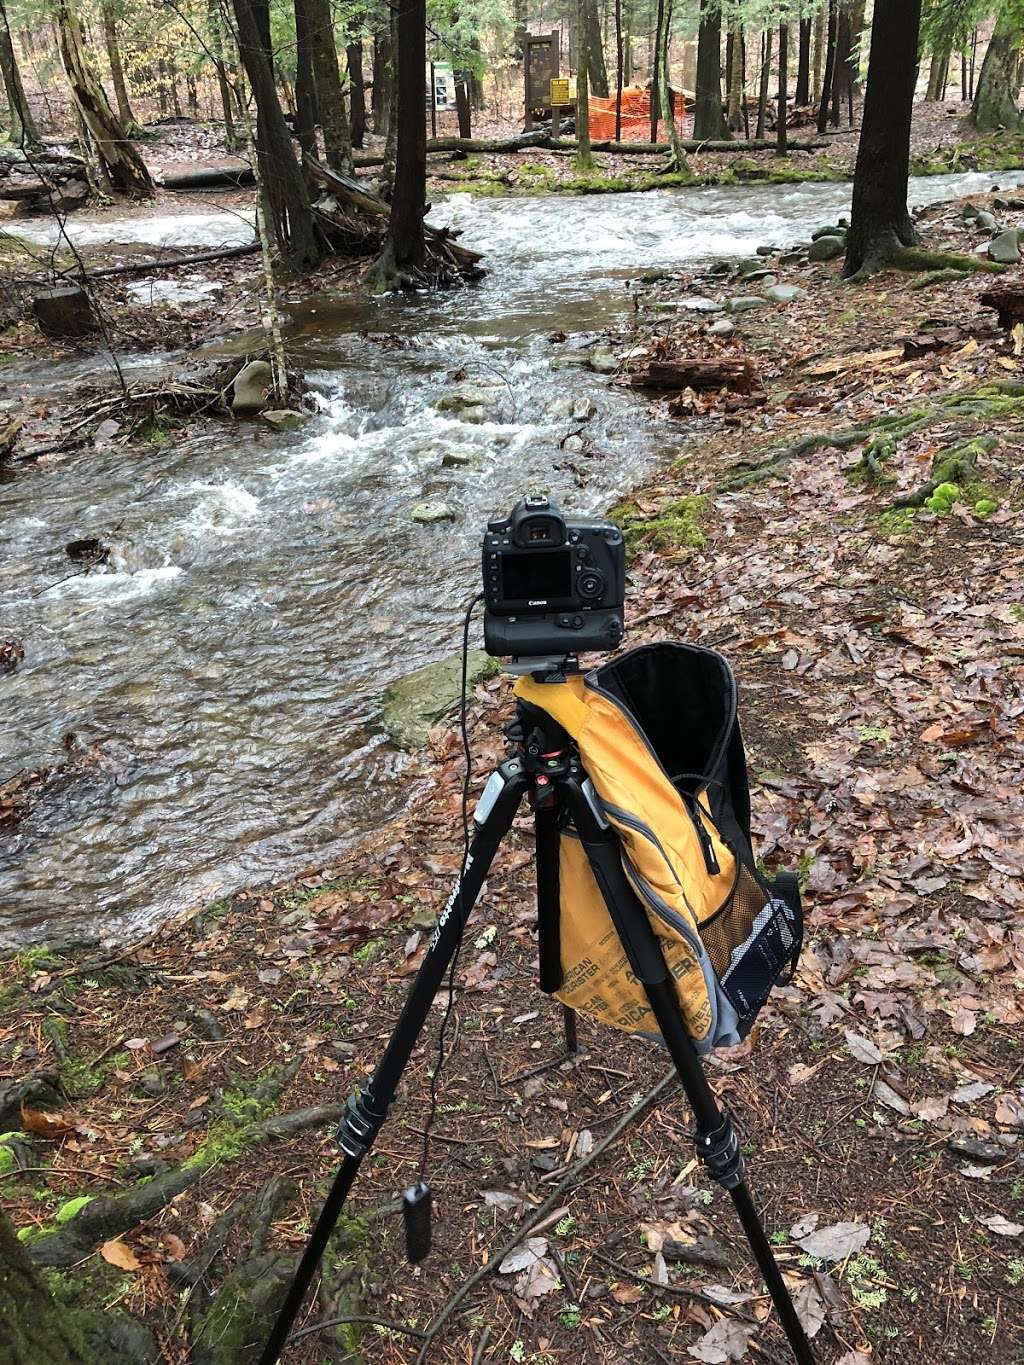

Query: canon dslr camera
[482,495,625,658]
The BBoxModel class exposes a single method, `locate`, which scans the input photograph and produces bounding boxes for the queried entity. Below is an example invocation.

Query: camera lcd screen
[501,551,572,602]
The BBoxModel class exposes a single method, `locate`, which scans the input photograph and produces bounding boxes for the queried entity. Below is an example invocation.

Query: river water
[2,169,1018,946]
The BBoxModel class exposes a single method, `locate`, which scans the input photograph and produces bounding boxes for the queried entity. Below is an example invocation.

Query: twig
[471,1325,492,1365]
[588,1248,747,1314]
[289,1314,428,1344]
[413,1068,678,1363]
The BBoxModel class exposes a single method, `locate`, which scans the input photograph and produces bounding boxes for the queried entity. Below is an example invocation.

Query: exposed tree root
[893,434,999,508]
[725,381,1024,489]
[847,245,1003,283]
[28,1099,342,1268]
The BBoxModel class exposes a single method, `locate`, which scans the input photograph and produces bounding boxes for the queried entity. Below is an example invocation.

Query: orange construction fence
[587,84,688,141]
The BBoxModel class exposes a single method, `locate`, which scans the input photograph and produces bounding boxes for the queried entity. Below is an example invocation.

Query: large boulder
[763,282,808,303]
[435,382,504,418]
[382,651,499,749]
[988,228,1021,264]
[231,360,273,414]
[808,235,846,262]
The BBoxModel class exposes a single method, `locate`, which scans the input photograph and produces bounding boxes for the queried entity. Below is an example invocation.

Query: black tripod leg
[258,757,531,1365]
[560,775,815,1365]
[534,801,579,1054]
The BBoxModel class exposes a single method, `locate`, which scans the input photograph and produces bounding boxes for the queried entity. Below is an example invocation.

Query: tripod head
[502,654,581,682]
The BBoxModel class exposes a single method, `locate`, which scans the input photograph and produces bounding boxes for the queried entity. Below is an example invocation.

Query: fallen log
[628,357,761,393]
[160,165,255,191]
[82,241,260,279]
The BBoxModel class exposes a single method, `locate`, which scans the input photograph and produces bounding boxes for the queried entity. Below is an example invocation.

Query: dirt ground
[3,154,1024,1365]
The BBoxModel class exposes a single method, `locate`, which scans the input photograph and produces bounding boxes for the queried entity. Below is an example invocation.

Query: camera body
[482,495,625,658]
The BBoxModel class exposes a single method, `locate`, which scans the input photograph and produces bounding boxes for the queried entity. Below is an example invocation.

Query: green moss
[15,946,63,976]
[0,1145,14,1175]
[611,494,709,556]
[925,481,961,512]
[55,1195,94,1224]
[352,938,383,965]
[876,508,918,537]
[184,1066,286,1169]
[974,497,999,517]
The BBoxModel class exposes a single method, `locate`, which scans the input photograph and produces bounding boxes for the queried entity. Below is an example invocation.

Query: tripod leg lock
[337,1083,389,1159]
[696,1114,745,1191]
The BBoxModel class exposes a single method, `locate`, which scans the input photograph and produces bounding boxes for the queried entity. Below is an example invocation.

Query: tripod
[261,685,815,1365]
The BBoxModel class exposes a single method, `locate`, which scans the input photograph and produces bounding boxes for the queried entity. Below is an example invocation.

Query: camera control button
[572,616,584,628]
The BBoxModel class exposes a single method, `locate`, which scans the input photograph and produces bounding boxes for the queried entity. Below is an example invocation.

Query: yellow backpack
[514,642,802,1053]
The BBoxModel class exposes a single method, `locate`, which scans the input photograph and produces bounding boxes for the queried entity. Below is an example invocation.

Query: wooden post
[552,103,561,138]
[429,60,437,137]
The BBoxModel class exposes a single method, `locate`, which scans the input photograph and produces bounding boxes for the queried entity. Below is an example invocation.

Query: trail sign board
[524,31,560,128]
[550,76,570,107]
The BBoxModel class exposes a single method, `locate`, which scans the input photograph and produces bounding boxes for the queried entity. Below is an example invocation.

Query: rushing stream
[2,169,1020,946]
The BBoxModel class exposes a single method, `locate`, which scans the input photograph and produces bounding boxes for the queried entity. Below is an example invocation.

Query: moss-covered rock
[382,651,499,749]
[611,495,709,556]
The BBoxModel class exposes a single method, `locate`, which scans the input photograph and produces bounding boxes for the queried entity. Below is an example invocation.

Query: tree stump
[32,285,96,340]
[979,286,1024,332]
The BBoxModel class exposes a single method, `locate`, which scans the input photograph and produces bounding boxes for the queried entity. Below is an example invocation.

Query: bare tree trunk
[812,3,825,96]
[168,56,183,117]
[368,0,425,286]
[693,0,729,139]
[575,0,594,168]
[971,7,1023,131]
[231,0,321,271]
[755,27,772,139]
[649,0,663,136]
[925,46,950,101]
[622,0,632,82]
[292,0,318,157]
[844,0,922,277]
[830,1,852,125]
[208,0,238,149]
[307,0,350,171]
[795,15,811,104]
[776,21,788,153]
[55,0,152,195]
[0,2,42,148]
[372,20,392,136]
[614,0,623,141]
[816,0,837,134]
[100,0,135,129]
[657,0,687,170]
[348,35,365,147]
[583,0,609,97]
[727,23,743,130]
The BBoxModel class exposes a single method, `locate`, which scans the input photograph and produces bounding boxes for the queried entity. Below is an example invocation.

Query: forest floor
[2,171,1023,1365]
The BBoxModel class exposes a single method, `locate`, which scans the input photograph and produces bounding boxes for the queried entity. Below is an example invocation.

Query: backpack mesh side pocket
[699,862,802,1029]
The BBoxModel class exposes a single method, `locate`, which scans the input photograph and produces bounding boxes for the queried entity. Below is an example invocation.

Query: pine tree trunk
[0,3,42,148]
[844,0,922,277]
[55,0,152,195]
[776,21,788,153]
[293,0,318,157]
[755,26,772,139]
[614,0,623,140]
[795,15,811,104]
[693,0,729,140]
[307,0,350,171]
[575,0,594,168]
[99,0,135,129]
[348,36,365,147]
[232,0,321,271]
[971,7,1023,131]
[583,0,609,97]
[0,1209,95,1364]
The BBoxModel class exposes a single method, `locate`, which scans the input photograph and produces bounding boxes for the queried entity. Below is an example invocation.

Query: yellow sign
[550,77,570,107]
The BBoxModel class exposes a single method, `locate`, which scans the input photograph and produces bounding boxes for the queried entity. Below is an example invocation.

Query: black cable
[418,590,485,1179]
